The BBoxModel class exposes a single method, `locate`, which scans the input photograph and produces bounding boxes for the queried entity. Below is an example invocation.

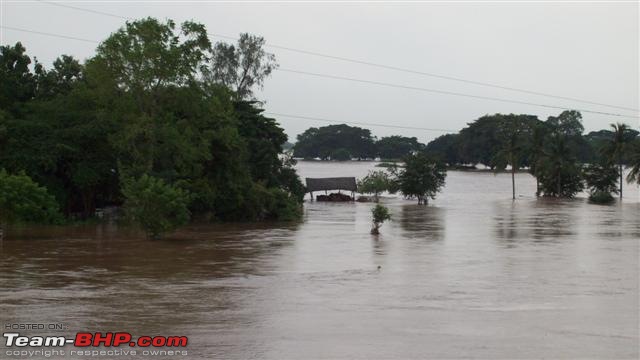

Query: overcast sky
[2,1,638,143]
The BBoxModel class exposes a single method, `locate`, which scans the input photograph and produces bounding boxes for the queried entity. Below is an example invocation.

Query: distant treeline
[293,125,423,160]
[424,113,638,168]
[292,113,639,168]
[0,18,305,237]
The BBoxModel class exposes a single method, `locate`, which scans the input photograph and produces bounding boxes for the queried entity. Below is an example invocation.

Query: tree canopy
[293,124,377,160]
[0,18,304,232]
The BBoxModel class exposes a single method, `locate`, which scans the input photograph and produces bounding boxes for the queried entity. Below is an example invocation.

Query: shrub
[584,162,618,203]
[122,174,191,239]
[371,204,391,234]
[357,170,393,202]
[588,191,614,204]
[0,169,62,231]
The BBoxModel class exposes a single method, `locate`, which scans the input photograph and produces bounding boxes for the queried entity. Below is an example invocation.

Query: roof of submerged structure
[305,177,357,192]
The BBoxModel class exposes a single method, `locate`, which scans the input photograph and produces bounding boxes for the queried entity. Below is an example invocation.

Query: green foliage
[0,42,36,114]
[243,184,302,221]
[537,111,586,198]
[0,169,61,225]
[357,170,393,202]
[395,152,447,204]
[1,18,304,227]
[370,203,391,234]
[599,123,636,197]
[493,114,536,199]
[293,124,376,160]
[584,162,618,201]
[627,140,640,185]
[376,136,423,160]
[458,115,502,168]
[122,175,191,239]
[424,134,462,166]
[207,33,278,100]
[588,191,614,205]
[331,148,351,161]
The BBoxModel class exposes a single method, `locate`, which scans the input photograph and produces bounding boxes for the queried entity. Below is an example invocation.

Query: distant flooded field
[1,161,638,359]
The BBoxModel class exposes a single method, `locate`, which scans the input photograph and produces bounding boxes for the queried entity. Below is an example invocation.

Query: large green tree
[293,124,377,160]
[394,152,447,204]
[376,135,423,160]
[537,111,585,198]
[458,115,502,168]
[424,133,462,166]
[1,18,304,226]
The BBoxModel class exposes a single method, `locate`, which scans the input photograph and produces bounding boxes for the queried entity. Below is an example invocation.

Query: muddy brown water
[1,161,639,359]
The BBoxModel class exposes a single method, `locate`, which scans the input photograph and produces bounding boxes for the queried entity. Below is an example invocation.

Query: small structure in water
[305,177,357,202]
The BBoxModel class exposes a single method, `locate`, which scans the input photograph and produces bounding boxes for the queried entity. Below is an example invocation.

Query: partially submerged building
[305,177,357,201]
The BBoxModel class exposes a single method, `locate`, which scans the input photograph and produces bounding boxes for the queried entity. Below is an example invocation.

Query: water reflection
[493,198,582,246]
[397,204,445,241]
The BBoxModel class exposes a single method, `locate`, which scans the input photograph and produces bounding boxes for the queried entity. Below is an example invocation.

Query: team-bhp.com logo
[4,332,188,347]
[4,332,188,357]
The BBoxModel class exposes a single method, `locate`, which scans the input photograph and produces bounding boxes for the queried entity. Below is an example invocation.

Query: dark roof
[305,177,357,192]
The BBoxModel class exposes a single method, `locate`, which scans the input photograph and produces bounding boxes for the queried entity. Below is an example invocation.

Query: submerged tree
[395,152,446,204]
[627,141,640,185]
[424,133,462,166]
[583,162,618,204]
[527,122,548,196]
[293,124,377,160]
[493,115,534,200]
[376,136,423,160]
[600,123,635,198]
[537,111,585,198]
[122,174,191,239]
[370,204,391,235]
[357,170,393,202]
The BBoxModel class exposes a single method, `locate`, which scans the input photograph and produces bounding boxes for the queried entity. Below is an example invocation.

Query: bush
[588,191,614,204]
[244,183,302,221]
[584,162,618,202]
[0,169,61,226]
[122,175,191,239]
[371,204,391,234]
[357,170,393,202]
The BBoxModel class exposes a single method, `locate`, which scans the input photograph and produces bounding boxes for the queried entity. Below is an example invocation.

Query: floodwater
[1,161,639,359]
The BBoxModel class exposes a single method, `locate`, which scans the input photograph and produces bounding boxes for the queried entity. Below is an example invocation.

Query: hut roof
[306,177,357,192]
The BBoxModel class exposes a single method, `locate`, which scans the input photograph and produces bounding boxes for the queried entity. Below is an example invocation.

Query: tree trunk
[536,177,540,197]
[619,163,623,199]
[511,163,516,200]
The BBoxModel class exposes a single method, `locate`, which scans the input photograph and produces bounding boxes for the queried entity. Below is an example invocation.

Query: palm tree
[626,141,640,185]
[601,123,633,198]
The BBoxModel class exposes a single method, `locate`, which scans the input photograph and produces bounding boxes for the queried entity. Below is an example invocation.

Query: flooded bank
[1,161,639,359]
